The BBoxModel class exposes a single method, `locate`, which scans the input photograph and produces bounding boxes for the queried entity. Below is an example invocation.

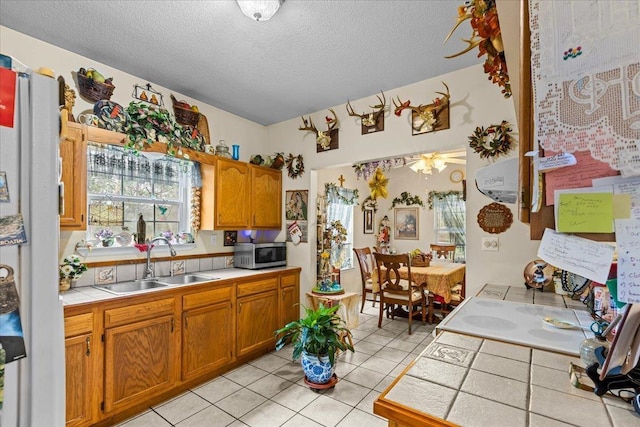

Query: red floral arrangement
[445,0,511,98]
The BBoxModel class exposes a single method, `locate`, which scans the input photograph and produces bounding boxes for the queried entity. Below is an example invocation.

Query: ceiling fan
[406,150,466,175]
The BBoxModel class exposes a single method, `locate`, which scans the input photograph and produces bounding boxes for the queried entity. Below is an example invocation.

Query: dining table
[372,260,466,304]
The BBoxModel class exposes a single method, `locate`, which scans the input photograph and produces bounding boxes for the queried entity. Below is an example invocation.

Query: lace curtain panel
[530,0,640,176]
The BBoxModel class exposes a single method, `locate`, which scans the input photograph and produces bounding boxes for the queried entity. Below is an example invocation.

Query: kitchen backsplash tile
[199,257,214,271]
[170,260,185,276]
[116,264,136,282]
[185,258,199,273]
[74,267,94,288]
[213,257,226,270]
[95,267,116,285]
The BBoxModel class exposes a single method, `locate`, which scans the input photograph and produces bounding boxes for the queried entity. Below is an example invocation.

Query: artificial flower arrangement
[95,228,114,241]
[59,255,87,280]
[157,230,175,242]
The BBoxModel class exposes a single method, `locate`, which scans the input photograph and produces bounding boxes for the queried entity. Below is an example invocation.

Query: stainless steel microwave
[234,242,287,269]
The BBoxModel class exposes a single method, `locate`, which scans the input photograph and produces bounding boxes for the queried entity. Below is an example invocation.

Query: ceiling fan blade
[445,158,466,164]
[439,151,467,158]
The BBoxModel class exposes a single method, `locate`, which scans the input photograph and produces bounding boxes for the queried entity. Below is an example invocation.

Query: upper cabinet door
[214,158,250,229]
[250,165,282,229]
[60,124,87,230]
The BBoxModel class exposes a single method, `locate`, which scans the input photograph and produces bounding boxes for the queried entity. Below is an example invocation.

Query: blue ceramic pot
[301,351,334,384]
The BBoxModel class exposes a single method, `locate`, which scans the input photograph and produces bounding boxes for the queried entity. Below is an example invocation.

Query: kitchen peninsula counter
[374,285,640,426]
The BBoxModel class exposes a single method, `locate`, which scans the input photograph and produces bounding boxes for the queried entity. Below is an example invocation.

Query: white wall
[268,65,540,299]
[0,26,268,262]
[1,26,541,297]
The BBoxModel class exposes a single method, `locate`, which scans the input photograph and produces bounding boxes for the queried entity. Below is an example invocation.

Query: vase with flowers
[59,255,87,291]
[95,229,115,247]
[157,230,175,244]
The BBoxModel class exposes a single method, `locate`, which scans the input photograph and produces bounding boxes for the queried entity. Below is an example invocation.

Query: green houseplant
[275,303,354,385]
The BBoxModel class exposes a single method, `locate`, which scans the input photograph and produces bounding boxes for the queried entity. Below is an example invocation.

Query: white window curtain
[325,186,356,270]
[432,192,466,262]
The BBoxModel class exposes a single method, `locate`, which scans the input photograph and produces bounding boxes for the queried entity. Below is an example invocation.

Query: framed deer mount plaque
[346,92,386,135]
[316,128,339,153]
[477,202,513,234]
[411,103,449,135]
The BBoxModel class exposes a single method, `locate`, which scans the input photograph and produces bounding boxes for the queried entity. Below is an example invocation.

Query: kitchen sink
[156,274,219,285]
[93,279,169,295]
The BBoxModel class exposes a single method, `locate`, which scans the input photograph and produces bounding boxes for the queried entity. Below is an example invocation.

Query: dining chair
[430,243,456,262]
[353,247,378,313]
[432,271,465,321]
[373,252,426,335]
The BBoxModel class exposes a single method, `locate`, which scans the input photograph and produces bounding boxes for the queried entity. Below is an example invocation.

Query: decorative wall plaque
[477,202,513,234]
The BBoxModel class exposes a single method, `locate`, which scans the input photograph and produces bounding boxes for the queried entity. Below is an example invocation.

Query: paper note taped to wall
[537,228,615,284]
[556,192,614,233]
[615,219,640,304]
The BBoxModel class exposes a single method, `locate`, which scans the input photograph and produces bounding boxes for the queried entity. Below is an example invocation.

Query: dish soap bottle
[137,214,146,244]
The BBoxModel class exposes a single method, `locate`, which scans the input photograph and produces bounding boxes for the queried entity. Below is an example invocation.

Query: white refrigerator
[0,69,65,426]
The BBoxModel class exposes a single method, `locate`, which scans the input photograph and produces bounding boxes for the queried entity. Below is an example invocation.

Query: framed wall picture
[285,190,309,243]
[223,230,237,246]
[394,207,418,240]
[363,207,374,234]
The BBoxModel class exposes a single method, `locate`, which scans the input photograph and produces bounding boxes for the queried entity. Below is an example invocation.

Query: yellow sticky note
[557,193,613,233]
[613,194,631,219]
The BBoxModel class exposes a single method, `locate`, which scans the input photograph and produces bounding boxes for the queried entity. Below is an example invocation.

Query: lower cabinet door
[182,301,235,381]
[65,333,93,427]
[237,290,279,357]
[104,315,177,413]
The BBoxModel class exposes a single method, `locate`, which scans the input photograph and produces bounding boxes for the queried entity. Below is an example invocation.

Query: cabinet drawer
[104,298,175,328]
[65,312,93,338]
[183,286,233,311]
[237,277,278,298]
[280,273,298,288]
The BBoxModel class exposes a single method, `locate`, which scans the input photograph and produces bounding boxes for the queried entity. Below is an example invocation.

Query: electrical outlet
[210,234,217,245]
[482,236,499,251]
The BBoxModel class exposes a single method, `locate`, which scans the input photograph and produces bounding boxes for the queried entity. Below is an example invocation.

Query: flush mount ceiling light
[237,0,283,21]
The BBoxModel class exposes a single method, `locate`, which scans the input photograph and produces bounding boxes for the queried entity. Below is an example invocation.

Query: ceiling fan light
[237,0,282,21]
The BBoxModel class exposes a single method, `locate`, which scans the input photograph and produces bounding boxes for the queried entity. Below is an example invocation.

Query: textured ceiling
[0,1,482,126]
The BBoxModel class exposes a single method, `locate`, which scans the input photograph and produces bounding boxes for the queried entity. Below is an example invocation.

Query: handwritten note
[537,228,615,284]
[544,150,618,206]
[614,181,640,220]
[557,192,613,233]
[615,219,640,304]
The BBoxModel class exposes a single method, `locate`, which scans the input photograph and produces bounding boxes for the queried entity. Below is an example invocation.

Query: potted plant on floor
[275,303,354,388]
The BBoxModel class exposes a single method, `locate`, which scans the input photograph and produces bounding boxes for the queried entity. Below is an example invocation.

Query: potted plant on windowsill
[275,303,354,388]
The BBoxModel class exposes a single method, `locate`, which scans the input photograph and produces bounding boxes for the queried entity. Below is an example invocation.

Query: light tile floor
[117,304,437,427]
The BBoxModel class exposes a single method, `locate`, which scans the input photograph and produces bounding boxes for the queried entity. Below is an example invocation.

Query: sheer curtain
[433,192,466,261]
[326,186,357,269]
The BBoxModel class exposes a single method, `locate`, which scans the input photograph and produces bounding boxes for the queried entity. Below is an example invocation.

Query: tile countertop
[374,285,640,426]
[59,266,300,306]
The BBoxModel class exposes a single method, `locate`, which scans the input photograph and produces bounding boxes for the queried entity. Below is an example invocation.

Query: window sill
[76,243,196,258]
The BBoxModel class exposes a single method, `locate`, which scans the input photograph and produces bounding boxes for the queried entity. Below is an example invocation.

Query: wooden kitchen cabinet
[201,159,283,230]
[201,157,251,230]
[182,286,235,381]
[60,122,87,230]
[103,298,178,414]
[236,277,279,357]
[64,312,96,427]
[279,272,300,327]
[250,165,282,229]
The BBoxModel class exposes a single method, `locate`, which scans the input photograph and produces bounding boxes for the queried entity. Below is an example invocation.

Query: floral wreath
[468,120,514,160]
[285,153,305,179]
[390,191,424,209]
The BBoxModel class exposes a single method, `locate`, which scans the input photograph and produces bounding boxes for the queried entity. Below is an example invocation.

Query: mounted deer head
[393,82,450,133]
[299,108,339,150]
[346,91,386,130]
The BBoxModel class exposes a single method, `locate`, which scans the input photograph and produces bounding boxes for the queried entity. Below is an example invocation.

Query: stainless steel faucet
[144,237,177,279]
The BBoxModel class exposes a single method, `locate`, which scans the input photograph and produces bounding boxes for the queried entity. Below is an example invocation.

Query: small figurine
[150,94,159,105]
[533,263,547,283]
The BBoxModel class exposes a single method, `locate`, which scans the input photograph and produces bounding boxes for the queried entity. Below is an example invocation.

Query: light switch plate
[482,236,499,251]
[210,234,217,245]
